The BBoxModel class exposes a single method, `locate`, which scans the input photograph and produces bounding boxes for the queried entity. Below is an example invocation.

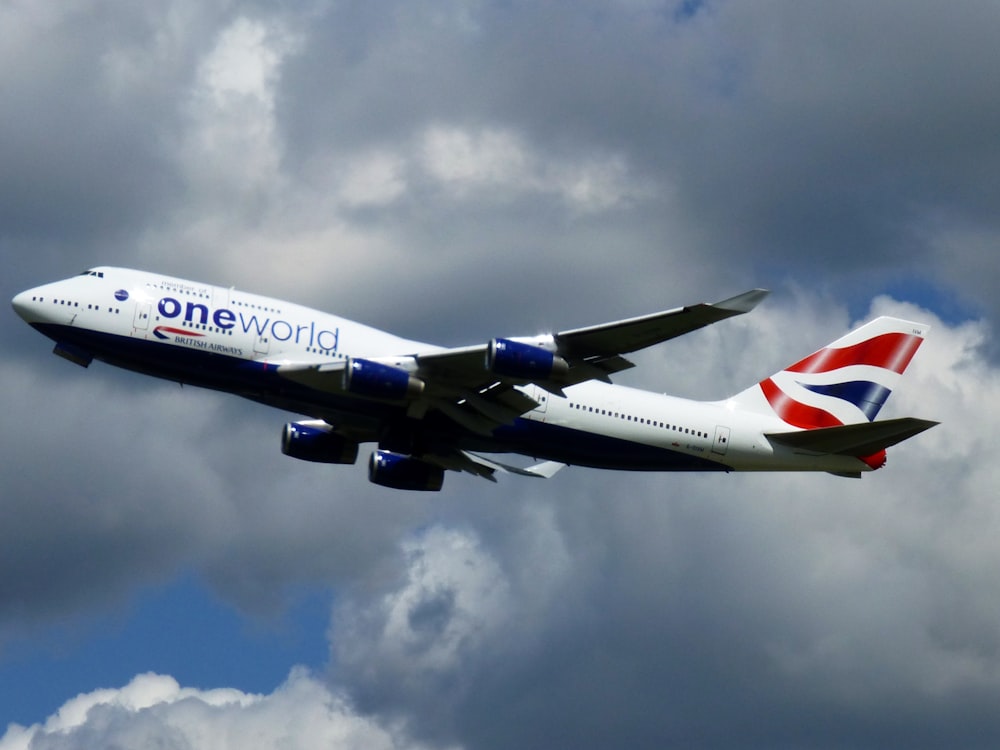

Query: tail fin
[730,316,929,428]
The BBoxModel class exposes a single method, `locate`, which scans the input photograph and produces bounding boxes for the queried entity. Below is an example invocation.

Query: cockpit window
[78,270,105,278]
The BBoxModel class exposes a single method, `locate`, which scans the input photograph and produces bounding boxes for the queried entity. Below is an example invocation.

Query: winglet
[713,288,770,315]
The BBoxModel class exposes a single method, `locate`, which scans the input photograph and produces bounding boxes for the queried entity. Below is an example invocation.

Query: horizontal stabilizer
[766,417,938,457]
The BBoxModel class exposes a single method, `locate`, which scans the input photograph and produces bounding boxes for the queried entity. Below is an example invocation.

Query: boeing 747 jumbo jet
[13,268,937,490]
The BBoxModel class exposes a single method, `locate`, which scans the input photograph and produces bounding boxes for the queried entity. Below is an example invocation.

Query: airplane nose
[12,290,38,323]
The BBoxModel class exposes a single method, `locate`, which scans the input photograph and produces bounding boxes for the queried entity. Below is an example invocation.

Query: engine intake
[487,338,568,381]
[281,421,359,464]
[368,450,444,491]
[343,358,424,400]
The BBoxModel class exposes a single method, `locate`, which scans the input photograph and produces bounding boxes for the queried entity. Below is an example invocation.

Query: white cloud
[337,150,409,208]
[200,17,288,106]
[336,526,511,677]
[179,16,301,200]
[418,124,653,211]
[0,670,417,750]
[420,126,527,189]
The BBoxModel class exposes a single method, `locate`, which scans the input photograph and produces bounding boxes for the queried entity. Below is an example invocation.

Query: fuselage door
[529,384,550,421]
[253,333,270,356]
[519,385,548,422]
[533,385,549,414]
[133,302,151,331]
[712,425,731,455]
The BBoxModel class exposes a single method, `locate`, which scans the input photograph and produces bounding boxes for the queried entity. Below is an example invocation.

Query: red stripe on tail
[759,378,844,430]
[785,332,922,375]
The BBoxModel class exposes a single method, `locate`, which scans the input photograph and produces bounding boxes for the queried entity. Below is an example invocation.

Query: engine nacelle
[281,420,359,464]
[487,338,569,381]
[368,450,444,491]
[343,358,424,400]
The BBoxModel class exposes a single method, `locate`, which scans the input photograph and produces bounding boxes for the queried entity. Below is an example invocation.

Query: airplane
[12,267,937,491]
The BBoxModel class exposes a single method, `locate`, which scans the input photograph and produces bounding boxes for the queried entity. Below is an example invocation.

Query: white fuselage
[12,267,874,476]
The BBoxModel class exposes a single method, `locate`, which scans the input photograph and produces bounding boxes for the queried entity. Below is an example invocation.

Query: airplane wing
[412,287,770,385]
[553,288,771,357]
[279,288,769,437]
[278,358,540,435]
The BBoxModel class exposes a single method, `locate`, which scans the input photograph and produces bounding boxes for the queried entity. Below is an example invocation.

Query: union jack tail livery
[732,317,927,428]
[730,316,935,474]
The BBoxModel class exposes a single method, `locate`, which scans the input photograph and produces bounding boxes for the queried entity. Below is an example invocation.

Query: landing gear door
[712,425,731,455]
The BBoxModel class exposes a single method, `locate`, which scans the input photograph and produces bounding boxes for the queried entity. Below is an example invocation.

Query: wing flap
[420,449,565,481]
[487,385,540,414]
[414,345,488,381]
[455,452,566,479]
[423,450,500,480]
[563,355,635,385]
[766,417,939,456]
[459,389,536,425]
[277,361,348,393]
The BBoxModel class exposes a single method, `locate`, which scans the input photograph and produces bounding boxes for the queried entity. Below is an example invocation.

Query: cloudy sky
[4,0,1000,747]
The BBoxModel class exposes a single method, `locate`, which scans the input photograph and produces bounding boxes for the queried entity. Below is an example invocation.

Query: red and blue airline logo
[761,331,923,429]
[153,326,205,341]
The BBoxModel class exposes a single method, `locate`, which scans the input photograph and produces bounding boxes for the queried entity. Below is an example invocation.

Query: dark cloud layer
[4,1,1000,748]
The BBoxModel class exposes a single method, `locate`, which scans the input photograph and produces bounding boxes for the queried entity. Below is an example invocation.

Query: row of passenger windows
[146,281,211,300]
[567,402,709,439]
[37,296,121,314]
[305,347,343,357]
[231,299,283,314]
[143,281,284,315]
[86,303,120,313]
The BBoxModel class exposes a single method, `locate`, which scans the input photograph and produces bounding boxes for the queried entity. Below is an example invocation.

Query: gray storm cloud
[4,1,1000,748]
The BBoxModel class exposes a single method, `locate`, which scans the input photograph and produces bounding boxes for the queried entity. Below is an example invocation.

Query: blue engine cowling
[281,421,359,464]
[343,358,424,400]
[487,338,569,381]
[368,450,444,491]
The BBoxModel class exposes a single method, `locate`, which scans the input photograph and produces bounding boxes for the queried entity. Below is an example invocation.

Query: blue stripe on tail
[799,381,891,421]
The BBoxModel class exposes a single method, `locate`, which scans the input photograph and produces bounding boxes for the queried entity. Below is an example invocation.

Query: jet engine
[343,357,424,400]
[281,420,359,464]
[487,338,568,381]
[368,450,444,491]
